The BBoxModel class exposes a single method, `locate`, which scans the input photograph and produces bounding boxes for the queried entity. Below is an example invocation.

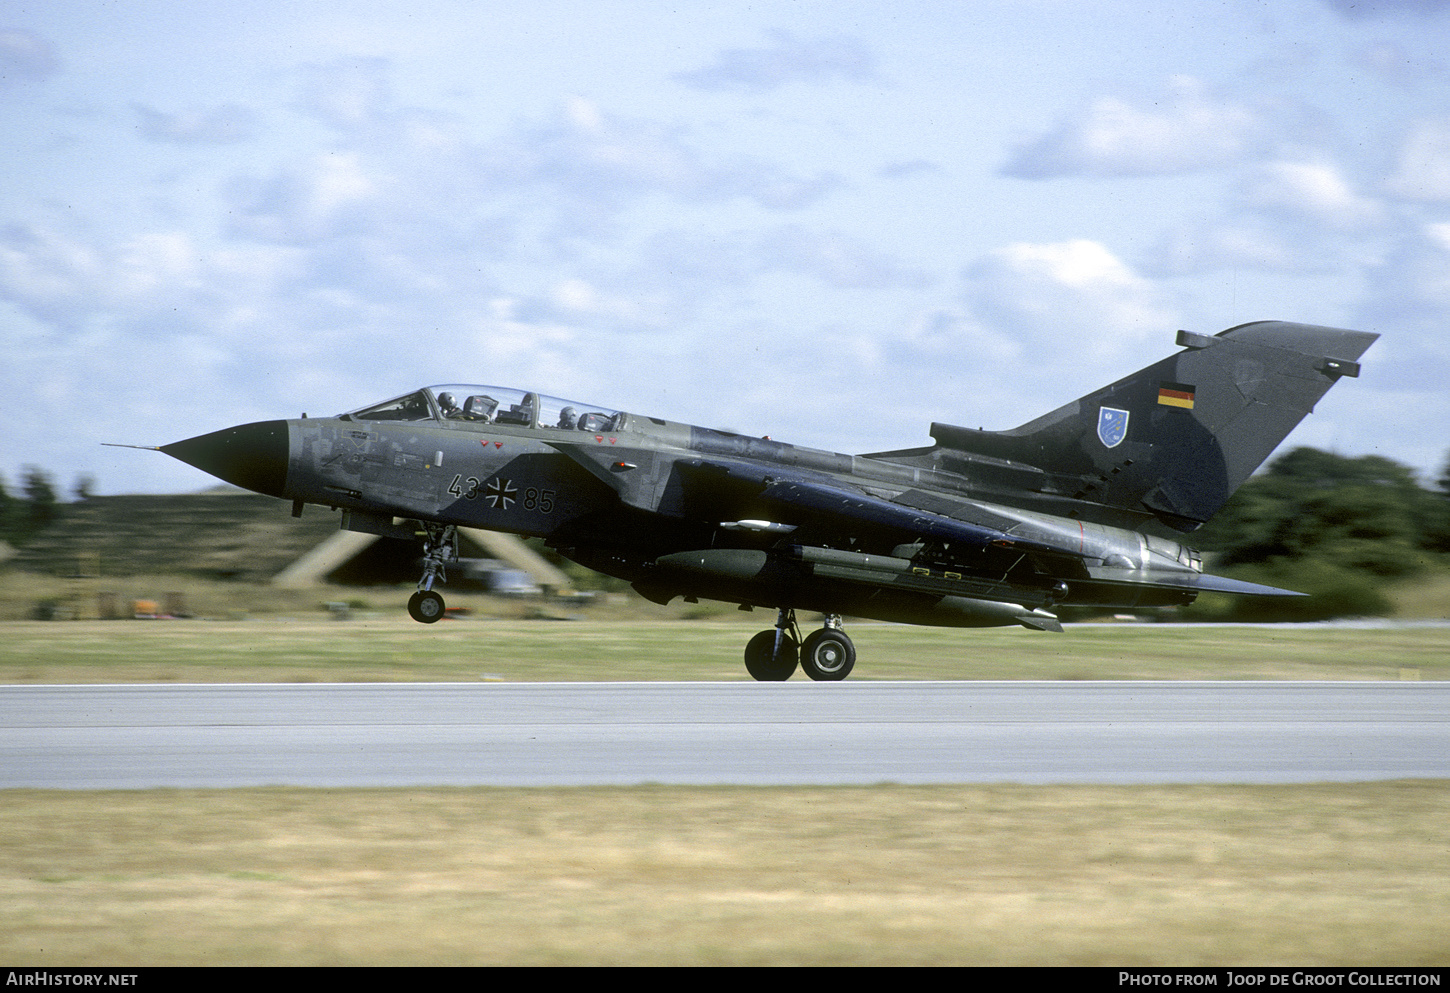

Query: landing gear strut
[407,523,457,624]
[744,608,799,680]
[744,610,856,681]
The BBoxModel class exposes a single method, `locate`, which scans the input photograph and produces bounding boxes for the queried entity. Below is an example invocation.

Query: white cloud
[1360,221,1450,323]
[1146,219,1314,276]
[1143,159,1390,277]
[0,28,59,87]
[1345,222,1450,458]
[2,63,876,440]
[674,30,877,92]
[0,218,310,343]
[5,6,1447,491]
[492,222,931,338]
[967,240,1179,370]
[547,276,662,326]
[1002,77,1268,179]
[753,225,932,290]
[0,223,102,329]
[226,152,382,243]
[132,103,257,144]
[587,224,931,328]
[488,99,842,220]
[887,307,1023,368]
[296,57,393,132]
[1242,161,1386,231]
[1351,41,1446,88]
[1386,118,1450,201]
[1320,0,1450,19]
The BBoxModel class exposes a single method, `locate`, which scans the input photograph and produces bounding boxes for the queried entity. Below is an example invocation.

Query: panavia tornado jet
[154,321,1376,680]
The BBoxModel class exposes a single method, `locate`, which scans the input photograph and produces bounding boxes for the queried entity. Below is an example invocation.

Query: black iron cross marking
[484,477,517,510]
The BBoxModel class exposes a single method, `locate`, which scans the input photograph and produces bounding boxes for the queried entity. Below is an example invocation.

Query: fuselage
[165,383,1212,627]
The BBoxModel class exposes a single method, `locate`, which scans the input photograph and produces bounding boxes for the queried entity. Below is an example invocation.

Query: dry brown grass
[2,783,1447,966]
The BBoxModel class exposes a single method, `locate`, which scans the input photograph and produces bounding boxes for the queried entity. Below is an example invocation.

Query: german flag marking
[1157,381,1195,409]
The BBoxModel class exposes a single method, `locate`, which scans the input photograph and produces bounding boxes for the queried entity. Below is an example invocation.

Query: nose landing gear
[407,589,446,623]
[407,523,457,624]
[744,608,799,680]
[744,610,855,681]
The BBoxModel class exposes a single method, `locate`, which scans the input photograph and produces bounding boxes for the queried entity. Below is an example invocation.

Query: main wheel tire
[800,629,855,681]
[408,590,446,624]
[744,629,798,681]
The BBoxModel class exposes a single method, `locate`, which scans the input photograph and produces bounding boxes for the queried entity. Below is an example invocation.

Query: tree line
[1,468,57,546]
[1180,446,1450,620]
[0,468,101,544]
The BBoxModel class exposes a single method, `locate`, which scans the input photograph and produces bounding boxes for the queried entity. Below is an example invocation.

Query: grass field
[0,614,1446,683]
[2,782,1447,966]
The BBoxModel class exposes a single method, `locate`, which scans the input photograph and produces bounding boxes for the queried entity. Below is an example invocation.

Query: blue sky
[4,0,1449,496]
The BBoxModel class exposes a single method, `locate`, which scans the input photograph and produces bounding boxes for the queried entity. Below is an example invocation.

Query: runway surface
[3,681,1447,788]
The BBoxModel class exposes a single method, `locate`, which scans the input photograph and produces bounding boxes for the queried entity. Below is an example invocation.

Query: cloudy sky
[4,0,1450,496]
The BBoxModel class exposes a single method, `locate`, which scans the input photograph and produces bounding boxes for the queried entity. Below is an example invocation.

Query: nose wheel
[744,611,855,681]
[408,523,457,624]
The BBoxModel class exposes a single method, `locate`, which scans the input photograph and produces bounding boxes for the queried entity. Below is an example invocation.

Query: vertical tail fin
[928,321,1379,531]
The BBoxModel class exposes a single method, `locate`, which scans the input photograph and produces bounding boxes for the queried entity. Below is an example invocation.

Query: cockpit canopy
[342,385,623,433]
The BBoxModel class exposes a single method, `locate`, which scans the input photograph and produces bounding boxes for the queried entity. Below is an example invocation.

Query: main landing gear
[407,523,457,624]
[744,609,856,681]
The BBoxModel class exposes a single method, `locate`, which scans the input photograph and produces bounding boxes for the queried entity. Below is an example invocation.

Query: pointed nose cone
[161,420,290,498]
